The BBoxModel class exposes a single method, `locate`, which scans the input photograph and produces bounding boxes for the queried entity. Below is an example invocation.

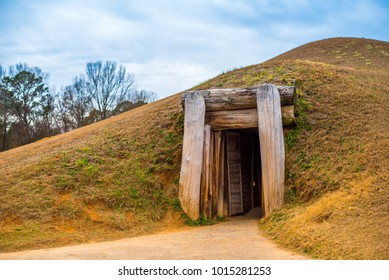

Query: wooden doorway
[179,85,289,220]
[226,130,261,217]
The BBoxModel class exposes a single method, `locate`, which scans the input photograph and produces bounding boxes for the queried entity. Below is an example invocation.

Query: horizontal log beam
[205,106,295,130]
[182,86,295,112]
[281,105,295,126]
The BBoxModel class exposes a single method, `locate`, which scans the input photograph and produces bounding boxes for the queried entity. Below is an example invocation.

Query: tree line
[0,61,157,151]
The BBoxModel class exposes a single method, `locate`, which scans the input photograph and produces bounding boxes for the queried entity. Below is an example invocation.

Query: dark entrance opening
[225,129,262,217]
[180,85,293,220]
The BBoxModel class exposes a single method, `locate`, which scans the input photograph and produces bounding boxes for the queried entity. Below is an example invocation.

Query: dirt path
[0,213,306,260]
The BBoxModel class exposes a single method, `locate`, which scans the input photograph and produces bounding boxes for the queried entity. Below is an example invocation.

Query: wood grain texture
[216,131,225,217]
[205,106,295,129]
[182,86,295,111]
[226,132,244,215]
[256,84,285,216]
[180,85,288,220]
[281,105,295,126]
[200,125,211,217]
[179,91,205,220]
[212,130,221,219]
[208,128,214,219]
[240,133,253,214]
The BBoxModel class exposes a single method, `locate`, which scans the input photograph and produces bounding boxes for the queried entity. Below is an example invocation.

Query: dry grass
[195,37,389,259]
[0,94,186,252]
[260,39,389,259]
[0,37,388,258]
[268,37,389,69]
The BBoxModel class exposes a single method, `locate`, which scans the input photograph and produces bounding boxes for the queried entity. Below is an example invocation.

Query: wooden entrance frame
[179,84,295,220]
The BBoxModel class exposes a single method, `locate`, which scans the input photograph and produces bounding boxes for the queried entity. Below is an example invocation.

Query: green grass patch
[181,214,215,226]
[285,88,312,150]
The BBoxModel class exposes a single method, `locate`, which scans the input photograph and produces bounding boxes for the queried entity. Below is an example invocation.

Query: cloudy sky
[1,0,388,99]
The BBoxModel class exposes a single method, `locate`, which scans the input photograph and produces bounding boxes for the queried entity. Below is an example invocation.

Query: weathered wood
[180,84,290,220]
[200,149,207,217]
[201,125,211,218]
[226,132,244,216]
[179,92,205,220]
[281,105,295,126]
[205,106,295,129]
[208,129,214,219]
[240,133,253,214]
[223,136,229,217]
[182,86,295,111]
[200,132,207,218]
[256,84,285,216]
[216,131,225,217]
[206,109,258,130]
[253,137,262,212]
[212,130,221,219]
[250,135,255,210]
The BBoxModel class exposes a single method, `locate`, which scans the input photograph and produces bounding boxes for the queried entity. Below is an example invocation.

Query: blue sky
[1,0,388,98]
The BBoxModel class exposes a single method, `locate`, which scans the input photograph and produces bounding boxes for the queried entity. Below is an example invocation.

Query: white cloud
[127,59,215,96]
[0,0,388,98]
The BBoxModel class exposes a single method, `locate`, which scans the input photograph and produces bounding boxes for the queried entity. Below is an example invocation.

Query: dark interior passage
[225,129,262,217]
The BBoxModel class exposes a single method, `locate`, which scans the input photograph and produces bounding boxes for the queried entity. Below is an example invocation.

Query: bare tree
[130,90,158,104]
[8,63,49,82]
[0,66,5,78]
[85,61,137,120]
[34,92,58,139]
[0,65,12,151]
[60,77,92,128]
[112,90,158,116]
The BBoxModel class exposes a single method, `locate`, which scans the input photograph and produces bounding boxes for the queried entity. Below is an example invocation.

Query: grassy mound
[195,37,389,259]
[0,95,185,252]
[1,37,388,259]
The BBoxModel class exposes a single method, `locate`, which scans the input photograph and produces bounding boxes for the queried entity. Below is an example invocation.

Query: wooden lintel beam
[205,106,295,130]
[182,86,295,111]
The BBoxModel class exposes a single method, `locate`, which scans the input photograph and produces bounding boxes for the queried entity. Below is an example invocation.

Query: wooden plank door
[226,132,243,215]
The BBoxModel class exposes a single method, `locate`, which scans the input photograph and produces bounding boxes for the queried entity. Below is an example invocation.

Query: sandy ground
[0,210,306,260]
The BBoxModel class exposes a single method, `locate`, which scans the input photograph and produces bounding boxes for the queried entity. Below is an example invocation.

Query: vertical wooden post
[202,125,211,219]
[214,130,222,219]
[223,132,229,217]
[208,129,214,219]
[218,132,227,217]
[250,135,255,210]
[200,137,207,217]
[256,84,285,216]
[179,91,205,220]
